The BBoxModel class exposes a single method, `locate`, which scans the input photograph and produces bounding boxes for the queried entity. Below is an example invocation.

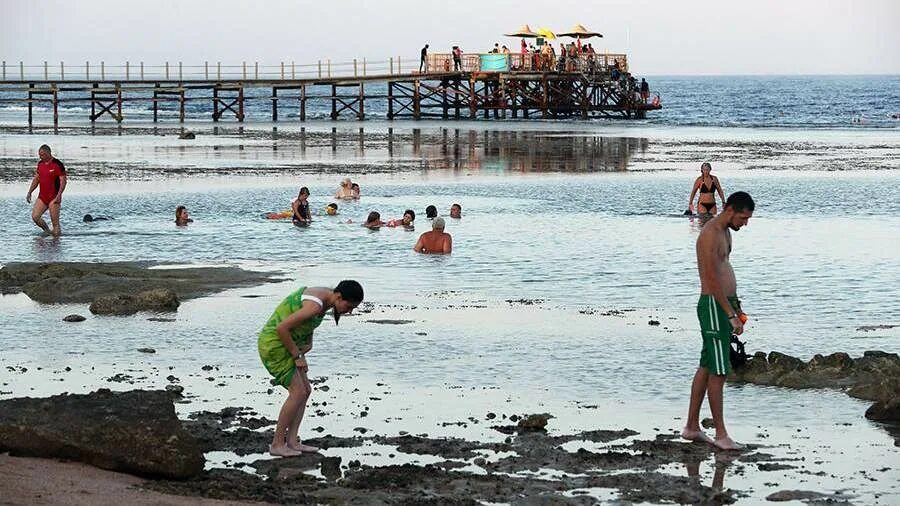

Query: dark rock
[365,319,415,325]
[766,490,852,503]
[518,413,552,431]
[62,314,86,322]
[701,417,715,429]
[137,347,157,354]
[0,389,204,479]
[648,319,660,326]
[89,289,180,315]
[320,456,342,480]
[865,399,900,422]
[0,262,281,304]
[178,131,196,140]
[166,384,185,395]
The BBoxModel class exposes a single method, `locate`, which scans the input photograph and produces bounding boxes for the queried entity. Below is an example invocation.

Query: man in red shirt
[26,144,67,236]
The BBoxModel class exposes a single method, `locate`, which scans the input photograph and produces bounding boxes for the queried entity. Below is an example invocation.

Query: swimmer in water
[175,206,193,226]
[362,211,384,229]
[335,178,354,200]
[425,205,438,220]
[413,217,452,254]
[292,187,312,226]
[83,214,112,222]
[386,209,415,229]
[325,203,338,215]
[688,163,726,216]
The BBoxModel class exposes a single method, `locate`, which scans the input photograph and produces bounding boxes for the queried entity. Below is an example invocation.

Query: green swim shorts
[697,294,741,376]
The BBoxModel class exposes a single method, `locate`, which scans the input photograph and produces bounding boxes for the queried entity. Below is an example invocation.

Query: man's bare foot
[713,436,744,451]
[681,427,715,445]
[269,444,302,457]
[288,442,320,453]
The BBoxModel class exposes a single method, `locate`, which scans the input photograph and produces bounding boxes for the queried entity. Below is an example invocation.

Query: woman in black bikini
[688,163,726,216]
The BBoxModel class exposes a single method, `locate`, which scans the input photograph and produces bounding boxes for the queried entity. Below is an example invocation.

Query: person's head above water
[297,186,310,199]
[425,205,438,219]
[326,203,338,215]
[449,203,462,219]
[364,211,381,225]
[402,209,415,226]
[83,214,94,222]
[332,279,364,324]
[175,206,191,225]
[700,162,712,175]
[722,191,754,232]
[432,217,446,231]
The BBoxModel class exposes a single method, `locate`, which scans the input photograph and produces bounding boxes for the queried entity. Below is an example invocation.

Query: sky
[1,0,898,76]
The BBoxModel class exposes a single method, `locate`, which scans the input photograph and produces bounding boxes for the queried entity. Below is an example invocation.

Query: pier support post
[272,87,278,122]
[469,77,476,118]
[52,85,58,127]
[331,84,337,119]
[358,83,365,120]
[413,80,420,120]
[300,84,306,121]
[27,83,33,126]
[116,83,123,122]
[60,61,64,80]
[213,86,219,121]
[90,83,97,122]
[179,87,185,122]
[153,83,159,122]
[387,82,394,119]
[238,85,245,122]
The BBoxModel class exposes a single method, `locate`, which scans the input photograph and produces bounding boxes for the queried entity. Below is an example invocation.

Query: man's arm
[413,235,424,253]
[53,173,67,204]
[442,234,452,254]
[26,173,39,202]
[698,231,742,334]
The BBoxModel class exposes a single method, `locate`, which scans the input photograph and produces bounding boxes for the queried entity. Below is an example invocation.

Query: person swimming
[175,206,193,226]
[292,187,312,226]
[362,211,384,229]
[351,183,360,199]
[83,214,112,222]
[688,163,726,216]
[425,205,438,219]
[386,209,415,229]
[335,178,354,200]
[325,203,339,215]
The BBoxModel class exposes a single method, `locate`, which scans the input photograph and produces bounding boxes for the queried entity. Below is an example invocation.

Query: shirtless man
[413,217,452,254]
[26,144,67,236]
[683,191,754,451]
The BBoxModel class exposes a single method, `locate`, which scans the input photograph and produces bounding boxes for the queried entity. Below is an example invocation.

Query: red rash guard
[37,158,66,205]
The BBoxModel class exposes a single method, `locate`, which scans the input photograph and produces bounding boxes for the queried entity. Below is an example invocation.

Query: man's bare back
[414,230,452,254]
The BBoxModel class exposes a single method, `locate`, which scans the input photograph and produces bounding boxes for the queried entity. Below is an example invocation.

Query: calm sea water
[1,75,898,128]
[0,78,898,501]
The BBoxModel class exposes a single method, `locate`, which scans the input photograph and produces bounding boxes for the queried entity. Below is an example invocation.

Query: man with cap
[413,217,452,254]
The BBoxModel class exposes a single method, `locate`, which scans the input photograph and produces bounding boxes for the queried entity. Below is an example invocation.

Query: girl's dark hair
[351,183,360,190]
[334,280,364,303]
[425,205,437,218]
[701,162,712,171]
[175,206,186,222]
[366,211,380,223]
[327,202,338,210]
[404,209,415,220]
[298,186,310,198]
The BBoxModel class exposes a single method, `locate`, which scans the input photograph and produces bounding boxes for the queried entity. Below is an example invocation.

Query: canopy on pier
[556,24,603,39]
[504,25,539,37]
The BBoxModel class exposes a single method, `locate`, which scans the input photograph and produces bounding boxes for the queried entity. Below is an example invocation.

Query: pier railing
[0,53,628,82]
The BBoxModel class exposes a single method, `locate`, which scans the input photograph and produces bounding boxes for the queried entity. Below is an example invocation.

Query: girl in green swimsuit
[258,280,364,457]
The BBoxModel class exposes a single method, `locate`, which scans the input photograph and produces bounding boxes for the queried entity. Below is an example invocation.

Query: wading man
[682,191,755,451]
[25,144,67,236]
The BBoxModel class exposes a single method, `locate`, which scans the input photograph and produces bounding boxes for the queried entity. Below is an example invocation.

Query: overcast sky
[2,0,898,75]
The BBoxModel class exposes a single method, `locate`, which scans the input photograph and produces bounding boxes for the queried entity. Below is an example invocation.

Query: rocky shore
[0,262,282,315]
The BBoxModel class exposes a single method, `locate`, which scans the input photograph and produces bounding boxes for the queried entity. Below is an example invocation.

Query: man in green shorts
[682,191,754,451]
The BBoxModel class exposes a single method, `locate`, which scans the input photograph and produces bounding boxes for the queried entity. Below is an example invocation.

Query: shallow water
[0,124,898,503]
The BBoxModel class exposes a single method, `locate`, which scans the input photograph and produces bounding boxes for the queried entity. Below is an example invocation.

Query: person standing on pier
[25,144,66,237]
[452,46,463,71]
[420,44,429,73]
[641,78,650,103]
[682,191,755,451]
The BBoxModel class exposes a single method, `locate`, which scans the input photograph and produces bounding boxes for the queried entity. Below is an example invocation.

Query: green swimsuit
[258,287,326,387]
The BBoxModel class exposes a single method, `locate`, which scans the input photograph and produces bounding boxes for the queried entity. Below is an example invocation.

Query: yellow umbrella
[537,27,556,40]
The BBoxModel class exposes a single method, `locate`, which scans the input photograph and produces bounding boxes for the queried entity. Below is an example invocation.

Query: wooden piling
[413,80,420,120]
[272,87,278,122]
[387,82,394,119]
[27,83,33,126]
[358,83,365,120]
[213,85,219,121]
[331,84,337,119]
[300,84,306,121]
[179,87,185,122]
[153,83,159,122]
[238,85,244,122]
[116,83,123,122]
[52,85,58,127]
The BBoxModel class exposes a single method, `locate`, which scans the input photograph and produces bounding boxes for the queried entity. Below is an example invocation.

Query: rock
[0,262,281,304]
[365,319,415,325]
[517,413,552,431]
[766,490,850,502]
[648,320,660,326]
[166,384,185,395]
[0,389,204,479]
[62,314,86,322]
[137,347,156,354]
[320,456,342,480]
[865,399,900,422]
[90,289,180,315]
[178,131,196,140]
[701,417,715,429]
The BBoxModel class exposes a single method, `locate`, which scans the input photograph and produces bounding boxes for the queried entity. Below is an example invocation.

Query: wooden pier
[0,54,661,126]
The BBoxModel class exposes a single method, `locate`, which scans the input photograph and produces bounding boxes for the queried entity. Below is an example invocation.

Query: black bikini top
[699,178,717,193]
